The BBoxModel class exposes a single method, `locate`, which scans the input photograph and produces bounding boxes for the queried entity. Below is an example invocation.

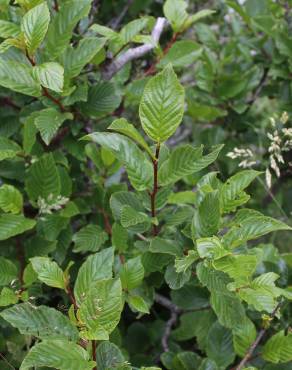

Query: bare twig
[235,302,282,370]
[102,17,167,80]
[109,0,134,30]
[155,294,182,352]
[245,67,269,112]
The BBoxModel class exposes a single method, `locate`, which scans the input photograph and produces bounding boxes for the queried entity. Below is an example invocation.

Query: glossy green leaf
[120,256,144,291]
[32,62,64,93]
[127,295,150,314]
[139,64,185,142]
[73,224,108,253]
[30,257,65,289]
[0,214,36,241]
[0,59,41,96]
[21,2,50,55]
[78,278,123,340]
[20,339,95,370]
[34,108,72,145]
[263,331,292,363]
[46,0,92,58]
[0,257,17,286]
[0,303,79,341]
[84,132,152,191]
[0,184,23,214]
[74,247,114,305]
[25,153,61,201]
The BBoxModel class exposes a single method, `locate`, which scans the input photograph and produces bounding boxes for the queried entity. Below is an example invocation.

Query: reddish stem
[66,284,78,310]
[144,32,179,76]
[53,0,59,11]
[150,143,160,236]
[92,340,97,369]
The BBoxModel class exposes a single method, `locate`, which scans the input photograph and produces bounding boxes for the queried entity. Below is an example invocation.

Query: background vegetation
[0,0,291,369]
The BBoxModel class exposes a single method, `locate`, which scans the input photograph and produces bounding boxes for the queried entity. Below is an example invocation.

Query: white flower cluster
[37,194,69,215]
[265,112,292,188]
[226,147,257,169]
[227,112,292,189]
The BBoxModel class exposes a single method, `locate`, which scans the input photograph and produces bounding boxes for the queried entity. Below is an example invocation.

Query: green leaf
[0,59,41,96]
[96,342,126,370]
[196,237,229,260]
[206,322,235,368]
[192,190,221,238]
[21,2,50,55]
[120,205,149,228]
[0,257,17,286]
[62,37,106,79]
[0,20,21,38]
[79,81,121,118]
[74,247,114,305]
[262,331,292,363]
[213,255,258,284]
[84,132,152,191]
[108,118,154,159]
[0,303,79,341]
[150,237,183,256]
[173,310,215,345]
[34,108,73,145]
[220,170,261,213]
[187,9,216,26]
[159,144,223,186]
[120,17,149,44]
[0,136,21,161]
[120,256,144,291]
[127,295,150,314]
[73,224,108,253]
[232,317,256,357]
[30,257,65,289]
[139,64,185,142]
[0,214,36,241]
[158,41,202,69]
[163,0,189,33]
[25,153,61,201]
[223,213,292,249]
[32,62,64,93]
[78,278,123,340]
[165,264,191,289]
[20,339,95,370]
[175,251,199,273]
[46,0,92,58]
[0,287,18,306]
[0,184,23,214]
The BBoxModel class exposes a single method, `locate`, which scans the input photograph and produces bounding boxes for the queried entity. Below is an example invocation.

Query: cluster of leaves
[0,0,291,369]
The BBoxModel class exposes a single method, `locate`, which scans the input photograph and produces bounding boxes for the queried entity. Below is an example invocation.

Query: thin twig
[109,0,134,30]
[245,67,269,112]
[92,340,97,370]
[235,302,282,370]
[150,143,160,236]
[102,17,167,80]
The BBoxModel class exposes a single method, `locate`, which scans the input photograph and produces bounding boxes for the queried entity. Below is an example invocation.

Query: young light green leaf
[21,2,50,55]
[0,214,36,241]
[0,303,79,341]
[163,0,189,32]
[108,118,154,159]
[0,59,41,96]
[0,257,17,286]
[139,64,185,142]
[83,132,152,191]
[0,184,23,214]
[34,108,73,145]
[0,287,18,307]
[78,278,123,340]
[30,257,65,289]
[33,62,64,93]
[20,339,95,370]
[74,247,114,305]
[127,295,150,314]
[120,256,144,291]
[196,237,229,260]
